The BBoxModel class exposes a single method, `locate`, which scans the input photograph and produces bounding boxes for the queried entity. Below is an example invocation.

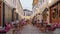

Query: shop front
[49,1,60,23]
[42,8,48,23]
[5,4,12,23]
[2,2,16,27]
[12,8,16,21]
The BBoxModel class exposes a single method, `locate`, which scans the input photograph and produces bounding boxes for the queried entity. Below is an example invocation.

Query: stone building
[0,0,24,27]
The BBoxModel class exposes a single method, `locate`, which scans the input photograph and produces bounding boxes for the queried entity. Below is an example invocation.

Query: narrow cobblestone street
[20,24,41,34]
[13,24,60,34]
[20,24,54,34]
[0,0,60,34]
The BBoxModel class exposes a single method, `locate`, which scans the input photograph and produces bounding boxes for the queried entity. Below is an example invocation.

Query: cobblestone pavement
[13,24,60,34]
[54,28,60,34]
[20,24,40,34]
[20,24,54,34]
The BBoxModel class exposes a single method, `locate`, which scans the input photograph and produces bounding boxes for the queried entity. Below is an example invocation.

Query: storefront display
[42,8,48,22]
[50,1,60,23]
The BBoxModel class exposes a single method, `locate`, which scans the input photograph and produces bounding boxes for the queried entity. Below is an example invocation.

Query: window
[13,0,16,5]
[12,8,15,21]
[50,3,58,19]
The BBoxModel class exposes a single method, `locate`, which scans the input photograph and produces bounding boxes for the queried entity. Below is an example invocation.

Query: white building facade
[0,0,24,27]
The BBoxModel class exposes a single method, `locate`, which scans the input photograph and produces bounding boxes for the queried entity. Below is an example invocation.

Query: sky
[20,0,33,11]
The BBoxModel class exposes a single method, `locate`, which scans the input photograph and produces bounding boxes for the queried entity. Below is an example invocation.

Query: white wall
[16,0,24,19]
[4,0,16,8]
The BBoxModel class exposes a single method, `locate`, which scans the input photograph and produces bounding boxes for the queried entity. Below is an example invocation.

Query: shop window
[12,8,15,21]
[52,9,58,19]
[50,1,60,23]
[51,3,58,19]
